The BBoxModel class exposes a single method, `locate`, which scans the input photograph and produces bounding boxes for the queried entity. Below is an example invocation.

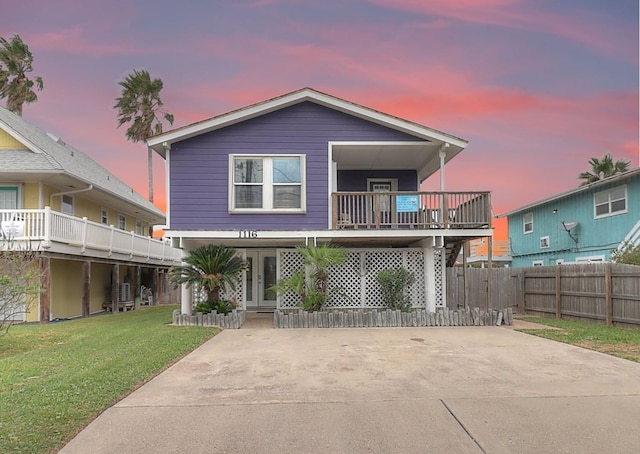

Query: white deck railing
[0,207,182,263]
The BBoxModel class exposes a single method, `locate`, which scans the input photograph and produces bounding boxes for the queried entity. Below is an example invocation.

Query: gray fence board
[447,263,640,327]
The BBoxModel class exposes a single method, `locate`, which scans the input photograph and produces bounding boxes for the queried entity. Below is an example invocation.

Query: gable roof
[0,106,165,222]
[499,168,640,218]
[148,87,468,158]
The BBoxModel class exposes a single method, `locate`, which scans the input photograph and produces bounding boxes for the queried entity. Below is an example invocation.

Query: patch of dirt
[576,341,640,362]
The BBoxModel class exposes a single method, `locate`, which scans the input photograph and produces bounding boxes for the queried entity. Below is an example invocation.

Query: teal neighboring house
[501,168,640,267]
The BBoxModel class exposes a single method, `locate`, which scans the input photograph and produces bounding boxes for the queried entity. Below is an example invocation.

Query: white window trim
[523,212,533,234]
[594,184,627,219]
[532,260,544,266]
[555,259,565,265]
[135,220,143,235]
[228,154,306,213]
[118,214,126,230]
[540,236,550,249]
[101,207,109,225]
[575,255,605,263]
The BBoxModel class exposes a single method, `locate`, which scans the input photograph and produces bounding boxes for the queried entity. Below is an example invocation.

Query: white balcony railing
[0,207,183,264]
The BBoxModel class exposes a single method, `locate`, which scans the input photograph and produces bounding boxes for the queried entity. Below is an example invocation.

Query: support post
[605,263,613,326]
[424,241,436,312]
[462,241,468,309]
[82,260,91,317]
[153,268,159,306]
[181,282,192,315]
[111,264,119,313]
[39,257,51,323]
[555,265,561,319]
[487,236,493,312]
[134,266,141,309]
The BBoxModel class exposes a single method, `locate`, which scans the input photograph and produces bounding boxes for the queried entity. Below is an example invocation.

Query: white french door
[245,250,278,309]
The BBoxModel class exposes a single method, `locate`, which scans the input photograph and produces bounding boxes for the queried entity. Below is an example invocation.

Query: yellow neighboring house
[0,106,182,323]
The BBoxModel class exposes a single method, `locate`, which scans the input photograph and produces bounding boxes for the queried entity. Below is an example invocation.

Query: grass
[519,316,640,363]
[0,306,218,454]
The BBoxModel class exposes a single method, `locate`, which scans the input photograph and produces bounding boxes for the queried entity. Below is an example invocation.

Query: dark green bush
[377,268,415,311]
[194,299,234,315]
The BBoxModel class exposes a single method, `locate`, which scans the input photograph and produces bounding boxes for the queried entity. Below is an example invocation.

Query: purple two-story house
[148,88,492,315]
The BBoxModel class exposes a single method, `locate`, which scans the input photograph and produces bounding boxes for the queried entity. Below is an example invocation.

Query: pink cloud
[367,0,637,63]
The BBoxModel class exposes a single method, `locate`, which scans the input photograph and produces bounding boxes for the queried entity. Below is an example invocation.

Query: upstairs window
[594,185,627,218]
[523,212,533,234]
[230,155,305,212]
[61,195,74,215]
[118,214,126,230]
[101,208,108,225]
[540,236,550,249]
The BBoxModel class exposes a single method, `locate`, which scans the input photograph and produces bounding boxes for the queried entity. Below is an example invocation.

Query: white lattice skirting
[277,248,444,310]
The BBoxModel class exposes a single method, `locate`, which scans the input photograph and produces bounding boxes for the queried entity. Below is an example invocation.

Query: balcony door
[245,250,278,309]
[367,178,397,226]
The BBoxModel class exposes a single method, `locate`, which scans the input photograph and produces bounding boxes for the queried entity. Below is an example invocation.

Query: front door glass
[244,251,277,308]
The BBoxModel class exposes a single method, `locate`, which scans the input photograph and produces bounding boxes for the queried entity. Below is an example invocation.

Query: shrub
[377,268,415,311]
[194,299,234,315]
[611,242,640,266]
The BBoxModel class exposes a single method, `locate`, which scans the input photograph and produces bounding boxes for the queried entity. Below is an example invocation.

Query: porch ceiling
[331,142,463,182]
[171,229,492,251]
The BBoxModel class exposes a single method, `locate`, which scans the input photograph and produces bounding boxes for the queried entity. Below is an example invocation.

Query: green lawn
[519,316,640,363]
[0,306,218,454]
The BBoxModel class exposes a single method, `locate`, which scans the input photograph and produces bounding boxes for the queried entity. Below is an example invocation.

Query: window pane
[0,188,18,209]
[595,204,609,216]
[594,192,608,204]
[235,186,263,208]
[234,159,263,183]
[273,186,301,208]
[273,158,301,183]
[611,187,625,201]
[611,199,626,212]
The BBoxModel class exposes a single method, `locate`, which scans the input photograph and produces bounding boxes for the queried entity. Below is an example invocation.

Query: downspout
[49,185,94,206]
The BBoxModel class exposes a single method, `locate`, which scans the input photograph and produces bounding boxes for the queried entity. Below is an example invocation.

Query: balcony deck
[0,208,183,265]
[332,191,492,230]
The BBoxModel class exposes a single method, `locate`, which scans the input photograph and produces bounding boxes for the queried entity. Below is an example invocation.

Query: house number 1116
[238,230,258,238]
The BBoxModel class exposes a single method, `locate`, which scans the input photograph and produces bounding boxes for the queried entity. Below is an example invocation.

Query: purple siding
[337,170,418,192]
[169,102,424,230]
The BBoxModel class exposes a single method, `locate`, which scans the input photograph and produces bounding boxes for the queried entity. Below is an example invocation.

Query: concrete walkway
[60,323,640,453]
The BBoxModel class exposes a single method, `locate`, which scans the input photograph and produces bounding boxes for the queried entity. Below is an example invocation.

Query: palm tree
[271,244,348,311]
[0,34,44,116]
[170,244,244,307]
[578,153,631,186]
[114,69,173,203]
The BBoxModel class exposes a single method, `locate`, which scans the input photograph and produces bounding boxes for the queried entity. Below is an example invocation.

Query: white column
[424,240,436,312]
[439,143,449,191]
[181,282,192,315]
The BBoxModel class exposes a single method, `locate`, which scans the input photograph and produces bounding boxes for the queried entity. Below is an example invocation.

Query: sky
[1,0,638,239]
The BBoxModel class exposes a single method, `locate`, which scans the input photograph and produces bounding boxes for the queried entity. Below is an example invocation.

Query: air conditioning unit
[119,283,131,302]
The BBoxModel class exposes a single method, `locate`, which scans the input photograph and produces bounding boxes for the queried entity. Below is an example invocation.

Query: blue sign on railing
[396,195,419,213]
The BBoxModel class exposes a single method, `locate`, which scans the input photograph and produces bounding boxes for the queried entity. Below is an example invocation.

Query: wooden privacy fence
[447,263,640,327]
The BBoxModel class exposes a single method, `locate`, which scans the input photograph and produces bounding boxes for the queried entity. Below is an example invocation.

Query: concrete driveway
[60,323,640,453]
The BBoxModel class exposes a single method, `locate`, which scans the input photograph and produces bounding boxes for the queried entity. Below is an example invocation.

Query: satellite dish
[561,221,578,231]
